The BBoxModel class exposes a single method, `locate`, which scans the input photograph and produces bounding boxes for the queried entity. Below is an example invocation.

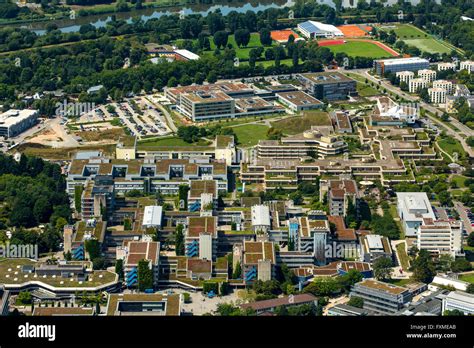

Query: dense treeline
[0,153,71,229]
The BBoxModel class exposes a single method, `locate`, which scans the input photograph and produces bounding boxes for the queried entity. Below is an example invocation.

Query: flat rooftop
[107,293,181,316]
[0,109,37,127]
[277,91,322,106]
[299,72,354,84]
[357,279,408,295]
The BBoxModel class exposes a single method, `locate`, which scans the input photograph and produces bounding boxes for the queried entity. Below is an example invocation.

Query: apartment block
[437,62,456,71]
[428,88,447,104]
[460,60,474,74]
[432,80,453,94]
[396,71,415,84]
[409,78,428,93]
[417,69,437,82]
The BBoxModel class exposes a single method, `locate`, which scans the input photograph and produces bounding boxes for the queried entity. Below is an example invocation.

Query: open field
[325,40,394,58]
[271,111,331,135]
[230,124,269,147]
[76,127,125,142]
[15,143,116,160]
[378,23,453,54]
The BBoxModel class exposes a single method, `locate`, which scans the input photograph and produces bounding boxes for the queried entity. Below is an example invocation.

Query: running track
[318,38,399,57]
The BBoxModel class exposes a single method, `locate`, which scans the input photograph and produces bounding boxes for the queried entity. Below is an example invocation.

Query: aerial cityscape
[0,0,473,333]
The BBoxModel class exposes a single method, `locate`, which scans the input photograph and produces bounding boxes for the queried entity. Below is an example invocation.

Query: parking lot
[113,97,172,138]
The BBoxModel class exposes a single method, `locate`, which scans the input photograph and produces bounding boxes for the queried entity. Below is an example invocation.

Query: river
[14,0,436,35]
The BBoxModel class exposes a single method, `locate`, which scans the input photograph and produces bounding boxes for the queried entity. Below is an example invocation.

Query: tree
[234,29,250,47]
[213,31,229,49]
[232,261,242,279]
[411,250,435,283]
[338,269,363,292]
[259,28,272,46]
[17,291,32,305]
[85,239,101,261]
[115,259,124,280]
[303,277,342,296]
[467,233,474,247]
[137,259,153,291]
[373,257,392,280]
[175,224,185,256]
[347,296,364,308]
[444,309,464,316]
[466,284,474,294]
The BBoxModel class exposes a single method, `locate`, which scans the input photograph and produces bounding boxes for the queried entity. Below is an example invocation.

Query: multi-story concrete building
[142,206,163,229]
[437,62,456,71]
[297,72,357,101]
[360,234,392,263]
[256,127,347,160]
[374,57,429,75]
[417,218,463,257]
[117,240,161,288]
[67,157,228,198]
[165,83,283,121]
[350,279,412,314]
[185,216,218,260]
[241,240,276,284]
[460,60,474,74]
[396,71,415,84]
[409,78,428,93]
[432,80,453,94]
[251,205,271,234]
[0,109,39,139]
[417,69,437,83]
[428,87,447,104]
[442,291,474,315]
[322,180,359,217]
[276,91,323,111]
[396,192,436,237]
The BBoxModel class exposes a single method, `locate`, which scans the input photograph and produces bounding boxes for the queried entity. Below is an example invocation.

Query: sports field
[378,23,453,54]
[322,40,395,58]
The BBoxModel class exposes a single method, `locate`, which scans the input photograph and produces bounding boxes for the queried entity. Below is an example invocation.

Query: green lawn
[378,23,453,54]
[403,38,451,54]
[271,111,331,135]
[451,175,468,188]
[138,137,211,147]
[459,272,474,284]
[357,82,380,97]
[230,124,269,147]
[437,138,467,159]
[206,33,273,61]
[396,243,410,271]
[326,41,392,58]
[381,23,427,38]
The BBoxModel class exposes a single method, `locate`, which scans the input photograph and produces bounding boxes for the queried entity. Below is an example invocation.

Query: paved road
[348,69,474,159]
[145,96,178,133]
[454,201,473,234]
